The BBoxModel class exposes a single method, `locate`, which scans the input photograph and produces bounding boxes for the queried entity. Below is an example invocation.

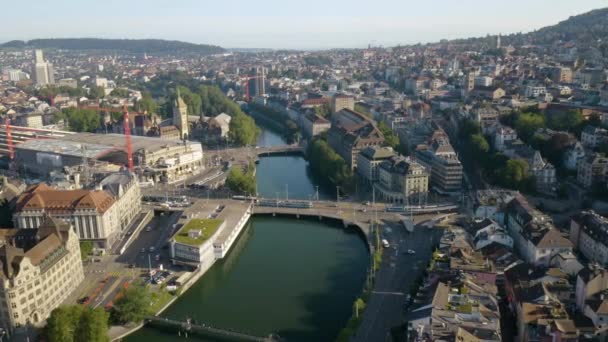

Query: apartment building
[570,211,608,265]
[0,217,84,334]
[577,153,608,188]
[504,196,572,267]
[330,94,355,113]
[415,138,463,195]
[300,112,331,138]
[375,156,429,204]
[356,146,395,184]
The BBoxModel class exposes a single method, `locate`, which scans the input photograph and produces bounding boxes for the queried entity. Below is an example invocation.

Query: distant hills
[0,38,225,55]
[526,7,608,46]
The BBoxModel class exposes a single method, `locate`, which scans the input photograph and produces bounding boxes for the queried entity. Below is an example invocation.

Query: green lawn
[148,290,175,315]
[173,218,224,245]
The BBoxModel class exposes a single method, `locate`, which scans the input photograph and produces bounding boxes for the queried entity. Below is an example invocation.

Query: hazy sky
[3,0,607,49]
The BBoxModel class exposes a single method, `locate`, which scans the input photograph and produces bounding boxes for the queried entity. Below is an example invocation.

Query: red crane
[122,104,134,172]
[5,116,14,161]
[241,75,264,101]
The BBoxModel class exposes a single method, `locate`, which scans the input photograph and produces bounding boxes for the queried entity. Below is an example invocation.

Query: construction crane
[122,104,134,172]
[240,75,265,101]
[5,116,14,161]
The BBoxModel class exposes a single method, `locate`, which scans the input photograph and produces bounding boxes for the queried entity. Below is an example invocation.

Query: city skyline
[2,0,606,49]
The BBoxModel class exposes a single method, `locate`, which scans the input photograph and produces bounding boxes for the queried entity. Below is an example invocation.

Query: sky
[3,0,608,49]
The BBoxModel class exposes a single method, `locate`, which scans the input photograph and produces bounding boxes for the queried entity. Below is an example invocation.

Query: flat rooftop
[57,133,200,153]
[177,199,252,246]
[15,138,112,158]
[14,132,202,160]
[174,218,223,246]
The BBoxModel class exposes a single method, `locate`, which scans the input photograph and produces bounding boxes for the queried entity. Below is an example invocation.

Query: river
[127,125,369,341]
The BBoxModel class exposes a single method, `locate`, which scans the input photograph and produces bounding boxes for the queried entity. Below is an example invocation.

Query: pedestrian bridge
[145,316,280,341]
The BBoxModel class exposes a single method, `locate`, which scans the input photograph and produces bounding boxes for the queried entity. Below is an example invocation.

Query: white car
[407,249,416,255]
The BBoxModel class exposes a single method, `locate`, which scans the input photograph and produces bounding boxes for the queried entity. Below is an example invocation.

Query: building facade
[331,94,355,113]
[13,182,135,250]
[356,146,395,184]
[375,156,429,204]
[570,211,608,265]
[0,217,84,334]
[33,50,54,87]
[328,109,385,170]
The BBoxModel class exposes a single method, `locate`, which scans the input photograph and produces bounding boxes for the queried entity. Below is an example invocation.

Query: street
[354,221,442,342]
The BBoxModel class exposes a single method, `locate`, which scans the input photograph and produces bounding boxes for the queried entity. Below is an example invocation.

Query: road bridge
[255,145,303,157]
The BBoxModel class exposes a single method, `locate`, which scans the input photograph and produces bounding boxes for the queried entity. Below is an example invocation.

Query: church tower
[173,88,189,140]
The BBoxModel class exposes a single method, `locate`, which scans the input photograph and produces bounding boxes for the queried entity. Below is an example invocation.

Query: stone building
[327,109,384,170]
[13,179,140,250]
[0,217,84,334]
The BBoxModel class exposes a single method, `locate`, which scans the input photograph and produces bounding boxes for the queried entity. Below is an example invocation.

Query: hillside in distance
[0,38,225,55]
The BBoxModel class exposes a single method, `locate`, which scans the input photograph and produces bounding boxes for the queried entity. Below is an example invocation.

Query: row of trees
[54,108,100,132]
[45,285,153,342]
[45,306,109,342]
[225,162,256,195]
[248,103,300,143]
[160,85,259,146]
[504,107,586,143]
[307,137,354,192]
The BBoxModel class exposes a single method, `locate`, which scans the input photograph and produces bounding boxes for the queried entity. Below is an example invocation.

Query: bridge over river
[145,316,280,341]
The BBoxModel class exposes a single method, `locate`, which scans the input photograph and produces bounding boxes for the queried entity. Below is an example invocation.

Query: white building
[493,126,518,152]
[170,219,226,273]
[505,196,572,267]
[475,76,493,88]
[524,85,547,98]
[471,219,514,250]
[570,211,608,265]
[33,50,54,86]
[356,146,395,184]
[563,142,586,171]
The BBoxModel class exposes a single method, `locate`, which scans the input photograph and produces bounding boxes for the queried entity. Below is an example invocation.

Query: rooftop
[174,218,223,246]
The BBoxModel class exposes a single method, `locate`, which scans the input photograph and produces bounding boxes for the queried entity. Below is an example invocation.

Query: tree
[498,159,530,189]
[378,122,399,149]
[515,113,545,142]
[58,108,100,132]
[46,305,83,342]
[174,86,202,115]
[307,138,354,191]
[229,113,259,146]
[88,86,106,99]
[111,285,151,324]
[470,134,490,159]
[458,119,481,139]
[225,163,256,195]
[138,92,158,114]
[547,109,582,132]
[314,103,332,118]
[80,241,94,260]
[75,308,109,342]
[109,88,129,98]
[46,306,108,342]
